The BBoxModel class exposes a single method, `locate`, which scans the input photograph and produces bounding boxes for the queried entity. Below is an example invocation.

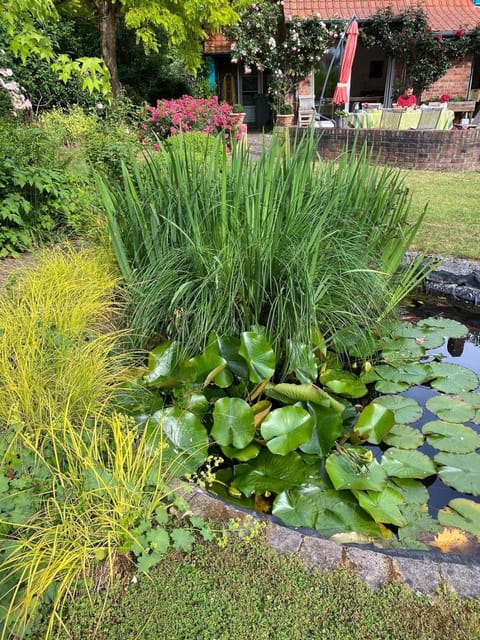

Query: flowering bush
[142,95,245,142]
[225,0,341,108]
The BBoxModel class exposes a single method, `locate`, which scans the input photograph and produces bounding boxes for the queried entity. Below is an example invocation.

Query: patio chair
[379,109,403,129]
[297,95,316,128]
[416,108,443,130]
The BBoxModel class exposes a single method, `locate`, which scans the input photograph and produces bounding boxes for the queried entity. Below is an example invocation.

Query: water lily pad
[422,421,480,453]
[458,391,480,424]
[428,362,479,394]
[393,321,446,349]
[426,395,476,423]
[220,442,261,462]
[373,395,423,424]
[273,487,382,539]
[261,405,313,455]
[353,486,407,526]
[396,503,440,550]
[354,403,395,444]
[299,403,343,457]
[381,448,436,479]
[326,451,387,491]
[380,336,426,361]
[435,452,480,495]
[238,331,276,383]
[373,363,430,393]
[390,478,429,504]
[231,449,308,497]
[438,498,480,539]
[417,317,468,340]
[211,397,255,449]
[382,424,424,449]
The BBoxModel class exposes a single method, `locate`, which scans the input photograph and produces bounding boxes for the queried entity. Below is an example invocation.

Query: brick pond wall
[298,127,480,171]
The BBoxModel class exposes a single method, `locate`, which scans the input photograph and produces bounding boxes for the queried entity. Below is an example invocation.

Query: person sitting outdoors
[397,85,417,109]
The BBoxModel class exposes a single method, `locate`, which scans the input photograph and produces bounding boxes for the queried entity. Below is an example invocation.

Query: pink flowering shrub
[142,95,245,142]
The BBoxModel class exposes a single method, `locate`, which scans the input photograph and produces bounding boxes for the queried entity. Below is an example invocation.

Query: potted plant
[230,103,246,124]
[333,107,349,128]
[276,103,294,126]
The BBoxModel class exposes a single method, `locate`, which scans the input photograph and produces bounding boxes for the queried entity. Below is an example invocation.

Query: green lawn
[403,169,480,260]
[59,536,480,640]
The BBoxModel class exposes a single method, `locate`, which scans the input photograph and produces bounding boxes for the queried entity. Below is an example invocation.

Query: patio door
[238,67,263,124]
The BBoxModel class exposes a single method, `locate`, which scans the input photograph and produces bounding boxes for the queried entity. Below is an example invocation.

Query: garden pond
[134,296,480,557]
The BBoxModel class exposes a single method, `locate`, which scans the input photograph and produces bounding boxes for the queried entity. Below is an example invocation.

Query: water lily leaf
[238,332,276,383]
[458,391,480,424]
[375,379,410,394]
[287,340,318,384]
[422,420,480,453]
[435,452,480,495]
[324,377,368,399]
[417,317,468,340]
[299,403,344,457]
[426,395,476,423]
[144,341,178,386]
[375,363,430,387]
[231,449,308,497]
[326,450,387,491]
[390,478,429,504]
[273,487,382,539]
[354,403,395,444]
[381,448,436,479]
[217,335,249,379]
[396,503,440,550]
[187,340,226,384]
[146,408,209,475]
[382,424,424,449]
[220,442,261,462]
[438,498,480,539]
[261,405,313,455]
[428,362,479,394]
[380,336,426,361]
[211,398,255,449]
[373,395,423,424]
[353,486,407,526]
[392,321,445,349]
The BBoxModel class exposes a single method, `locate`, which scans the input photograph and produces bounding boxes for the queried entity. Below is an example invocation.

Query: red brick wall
[422,55,473,101]
[298,128,480,170]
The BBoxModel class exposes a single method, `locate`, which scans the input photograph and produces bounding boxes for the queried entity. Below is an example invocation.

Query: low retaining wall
[299,127,480,171]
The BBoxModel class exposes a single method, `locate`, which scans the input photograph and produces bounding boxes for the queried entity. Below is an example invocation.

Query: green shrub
[86,127,142,181]
[164,131,225,165]
[38,106,98,147]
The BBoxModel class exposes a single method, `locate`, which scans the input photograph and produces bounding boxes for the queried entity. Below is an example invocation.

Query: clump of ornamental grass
[0,411,199,640]
[98,131,429,363]
[0,245,126,428]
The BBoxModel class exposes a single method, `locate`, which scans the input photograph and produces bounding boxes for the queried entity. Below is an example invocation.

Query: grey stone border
[180,483,480,597]
[415,254,480,308]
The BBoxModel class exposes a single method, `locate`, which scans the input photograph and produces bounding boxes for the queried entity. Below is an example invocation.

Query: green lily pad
[321,368,368,398]
[353,486,407,527]
[428,362,479,394]
[326,450,387,491]
[422,421,480,453]
[438,498,480,539]
[238,331,276,383]
[287,340,318,384]
[261,405,313,455]
[382,424,424,449]
[458,391,480,425]
[220,442,261,462]
[375,363,430,387]
[354,403,395,444]
[380,336,426,361]
[381,448,436,479]
[211,397,255,450]
[396,503,440,550]
[435,452,480,495]
[299,403,344,457]
[390,478,429,504]
[273,487,382,539]
[231,449,308,497]
[426,395,476,423]
[392,321,445,349]
[417,317,468,339]
[373,395,423,424]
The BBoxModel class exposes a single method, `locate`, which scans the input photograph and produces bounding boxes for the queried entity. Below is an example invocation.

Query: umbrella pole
[318,17,356,116]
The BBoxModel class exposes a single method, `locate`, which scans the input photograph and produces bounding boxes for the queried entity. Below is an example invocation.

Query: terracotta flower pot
[276,113,295,126]
[230,112,246,125]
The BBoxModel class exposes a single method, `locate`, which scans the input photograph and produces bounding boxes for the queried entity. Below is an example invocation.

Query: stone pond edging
[182,483,480,598]
[419,255,480,307]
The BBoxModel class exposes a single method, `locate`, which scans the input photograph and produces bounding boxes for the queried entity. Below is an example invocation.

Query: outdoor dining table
[348,109,454,130]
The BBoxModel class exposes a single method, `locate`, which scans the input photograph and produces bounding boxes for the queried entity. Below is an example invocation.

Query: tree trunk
[97,0,121,98]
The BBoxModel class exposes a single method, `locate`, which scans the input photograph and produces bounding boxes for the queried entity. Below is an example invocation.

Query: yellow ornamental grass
[0,244,127,428]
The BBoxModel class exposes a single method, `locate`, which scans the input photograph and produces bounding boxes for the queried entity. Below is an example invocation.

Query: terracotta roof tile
[284,0,480,31]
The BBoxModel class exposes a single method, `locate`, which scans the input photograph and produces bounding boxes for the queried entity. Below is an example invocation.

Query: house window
[369,61,384,79]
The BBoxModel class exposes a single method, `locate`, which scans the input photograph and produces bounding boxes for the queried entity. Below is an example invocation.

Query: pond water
[401,294,480,516]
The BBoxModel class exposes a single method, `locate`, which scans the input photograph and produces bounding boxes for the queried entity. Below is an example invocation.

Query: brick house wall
[422,54,474,101]
[296,128,480,170]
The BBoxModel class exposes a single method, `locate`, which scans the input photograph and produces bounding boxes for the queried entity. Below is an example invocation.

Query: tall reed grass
[98,133,426,361]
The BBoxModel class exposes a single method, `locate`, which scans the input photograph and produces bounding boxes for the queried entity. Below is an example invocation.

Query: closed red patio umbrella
[332,19,358,107]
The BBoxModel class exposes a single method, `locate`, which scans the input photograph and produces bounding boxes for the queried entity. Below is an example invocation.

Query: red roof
[284,1,480,31]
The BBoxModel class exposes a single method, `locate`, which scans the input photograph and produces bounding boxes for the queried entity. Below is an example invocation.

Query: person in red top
[397,85,417,108]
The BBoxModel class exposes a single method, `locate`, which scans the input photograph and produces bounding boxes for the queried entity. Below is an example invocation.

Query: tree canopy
[1,0,249,97]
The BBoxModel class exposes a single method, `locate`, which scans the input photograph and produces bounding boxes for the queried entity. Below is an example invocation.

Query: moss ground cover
[57,536,480,640]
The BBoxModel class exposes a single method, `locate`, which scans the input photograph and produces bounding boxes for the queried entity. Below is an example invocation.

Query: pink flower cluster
[439,94,450,103]
[142,95,246,142]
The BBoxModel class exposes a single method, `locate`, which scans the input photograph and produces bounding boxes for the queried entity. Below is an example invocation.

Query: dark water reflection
[400,295,480,516]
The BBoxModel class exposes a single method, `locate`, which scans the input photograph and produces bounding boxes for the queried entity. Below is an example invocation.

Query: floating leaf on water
[380,336,426,361]
[353,486,407,527]
[326,450,387,491]
[375,380,410,394]
[299,403,343,457]
[422,421,480,453]
[390,478,429,504]
[261,405,314,455]
[396,503,440,550]
[438,498,480,540]
[417,317,468,340]
[435,452,480,495]
[211,397,255,449]
[238,331,276,383]
[220,442,261,462]
[392,321,445,349]
[354,403,395,444]
[324,377,368,399]
[428,362,479,394]
[382,424,424,449]
[373,395,423,424]
[231,449,308,497]
[381,448,436,479]
[425,395,476,424]
[458,391,480,425]
[430,527,476,553]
